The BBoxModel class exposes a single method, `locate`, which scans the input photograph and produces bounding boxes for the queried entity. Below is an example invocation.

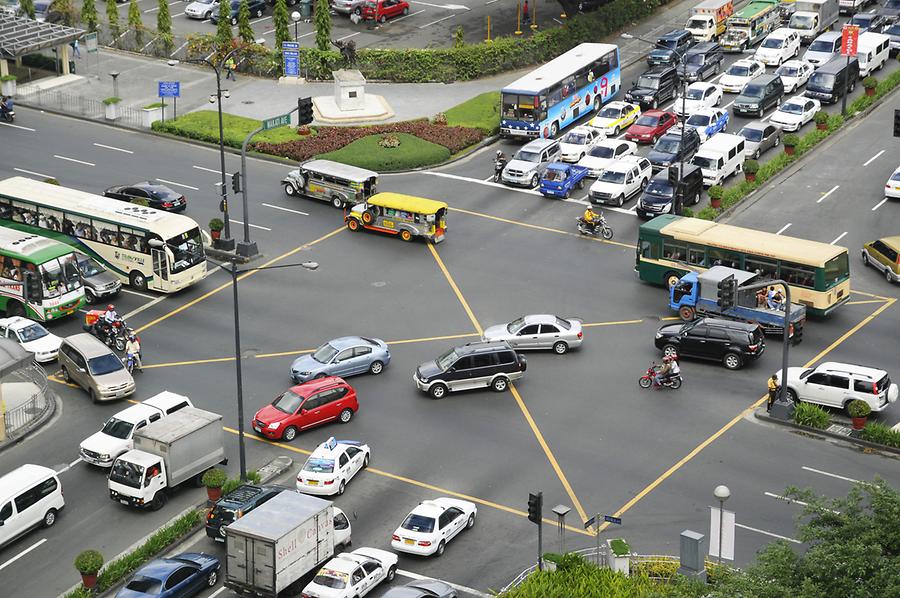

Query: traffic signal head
[527,492,543,524]
[231,171,241,194]
[23,270,42,303]
[894,109,900,138]
[667,165,680,186]
[298,96,314,126]
[716,275,736,310]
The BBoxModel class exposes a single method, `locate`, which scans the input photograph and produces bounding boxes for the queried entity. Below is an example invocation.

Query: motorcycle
[125,351,142,374]
[83,310,130,352]
[493,158,507,183]
[576,216,614,240]
[638,363,682,390]
[0,103,13,124]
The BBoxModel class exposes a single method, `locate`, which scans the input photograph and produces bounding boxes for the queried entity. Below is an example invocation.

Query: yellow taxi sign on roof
[368,192,448,215]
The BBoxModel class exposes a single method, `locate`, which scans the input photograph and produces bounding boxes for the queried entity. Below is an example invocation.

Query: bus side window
[0,198,11,219]
[640,240,658,259]
[745,257,777,279]
[39,207,64,232]
[663,241,687,261]
[687,246,706,267]
[99,225,120,247]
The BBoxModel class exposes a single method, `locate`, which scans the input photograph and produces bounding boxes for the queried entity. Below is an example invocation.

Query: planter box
[1,80,16,96]
[105,103,118,121]
[142,106,163,128]
[606,539,630,576]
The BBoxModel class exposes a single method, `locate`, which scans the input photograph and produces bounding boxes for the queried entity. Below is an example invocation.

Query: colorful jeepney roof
[730,0,778,20]
[367,193,448,215]
[0,227,73,264]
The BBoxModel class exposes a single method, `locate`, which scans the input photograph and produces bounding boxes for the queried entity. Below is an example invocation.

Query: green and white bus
[0,177,206,293]
[636,215,851,316]
[0,228,85,321]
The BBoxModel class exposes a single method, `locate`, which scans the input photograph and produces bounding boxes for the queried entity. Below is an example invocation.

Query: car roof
[0,464,57,504]
[659,28,690,40]
[0,316,37,330]
[325,336,376,350]
[458,340,512,354]
[697,317,759,331]
[814,31,842,42]
[522,138,558,151]
[741,120,770,131]
[767,27,794,38]
[111,403,165,424]
[687,81,716,89]
[642,109,668,118]
[520,314,560,325]
[687,41,720,53]
[642,64,676,76]
[604,100,631,109]
[63,333,117,358]
[878,236,900,251]
[291,375,349,396]
[817,362,888,379]
[143,390,192,412]
[309,438,365,460]
[733,58,761,67]
[138,557,198,578]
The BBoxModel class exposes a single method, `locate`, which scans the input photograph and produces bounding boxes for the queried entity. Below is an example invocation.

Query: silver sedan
[481,315,583,354]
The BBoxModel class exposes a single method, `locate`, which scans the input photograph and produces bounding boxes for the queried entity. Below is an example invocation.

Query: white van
[0,464,65,547]
[856,32,890,77]
[754,28,801,67]
[691,133,746,186]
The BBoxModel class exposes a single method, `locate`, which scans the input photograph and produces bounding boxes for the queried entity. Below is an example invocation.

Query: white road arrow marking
[411,1,470,9]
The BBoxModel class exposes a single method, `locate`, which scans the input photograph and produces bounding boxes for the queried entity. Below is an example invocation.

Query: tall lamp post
[713,485,731,564]
[168,48,244,252]
[291,11,302,41]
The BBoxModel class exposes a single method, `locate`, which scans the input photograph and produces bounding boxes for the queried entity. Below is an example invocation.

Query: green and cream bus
[636,215,850,316]
[0,228,85,321]
[0,177,206,293]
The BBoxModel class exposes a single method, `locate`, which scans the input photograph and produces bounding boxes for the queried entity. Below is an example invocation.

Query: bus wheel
[129,271,148,291]
[5,301,25,318]
[400,230,413,242]
[550,122,559,137]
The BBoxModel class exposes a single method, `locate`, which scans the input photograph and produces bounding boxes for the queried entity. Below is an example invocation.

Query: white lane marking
[816,184,839,203]
[830,231,848,245]
[262,202,308,216]
[776,223,792,235]
[483,175,495,182]
[230,219,271,231]
[208,587,228,598]
[0,539,47,572]
[722,100,734,109]
[155,178,199,191]
[172,11,184,17]
[13,167,53,178]
[735,523,801,544]
[171,40,189,56]
[0,122,36,131]
[124,294,168,320]
[391,8,425,22]
[252,15,273,23]
[801,466,861,484]
[336,31,360,41]
[486,0,501,3]
[863,150,884,166]
[57,458,82,474]
[54,154,95,166]
[423,171,542,196]
[411,0,469,8]
[765,491,840,513]
[193,165,231,175]
[872,198,888,211]
[396,569,490,597]
[709,72,724,82]
[121,288,158,299]
[419,13,455,28]
[93,142,134,154]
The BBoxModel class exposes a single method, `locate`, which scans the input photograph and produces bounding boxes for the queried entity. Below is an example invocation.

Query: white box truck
[108,406,226,511]
[225,491,335,597]
[789,0,839,44]
[686,0,735,42]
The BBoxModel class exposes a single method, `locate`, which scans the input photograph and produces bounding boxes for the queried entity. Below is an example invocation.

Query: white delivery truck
[108,406,226,511]
[686,0,735,42]
[692,133,746,186]
[788,0,839,44]
[225,491,335,597]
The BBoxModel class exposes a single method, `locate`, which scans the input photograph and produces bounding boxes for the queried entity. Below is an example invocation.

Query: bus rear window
[823,253,849,288]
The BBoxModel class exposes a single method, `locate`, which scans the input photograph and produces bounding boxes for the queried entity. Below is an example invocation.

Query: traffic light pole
[528,492,543,570]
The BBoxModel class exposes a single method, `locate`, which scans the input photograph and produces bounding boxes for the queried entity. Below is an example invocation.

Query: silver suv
[501,138,562,188]
[776,362,899,413]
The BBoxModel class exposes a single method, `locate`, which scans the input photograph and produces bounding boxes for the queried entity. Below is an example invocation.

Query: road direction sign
[583,515,596,529]
[263,113,292,130]
[282,41,300,77]
[604,515,622,525]
[841,25,859,57]
[84,32,98,54]
[158,81,180,98]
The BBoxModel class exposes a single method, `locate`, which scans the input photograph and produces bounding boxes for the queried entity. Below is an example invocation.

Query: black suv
[647,29,695,66]
[415,341,526,399]
[625,65,679,109]
[681,42,724,82]
[647,127,701,172]
[734,74,784,117]
[206,485,285,541]
[654,318,765,370]
[637,163,703,218]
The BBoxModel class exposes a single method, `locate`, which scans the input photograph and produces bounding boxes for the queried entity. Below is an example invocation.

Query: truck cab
[108,449,167,509]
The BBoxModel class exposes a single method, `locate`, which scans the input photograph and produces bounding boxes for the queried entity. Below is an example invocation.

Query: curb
[753,408,900,457]
[0,387,58,455]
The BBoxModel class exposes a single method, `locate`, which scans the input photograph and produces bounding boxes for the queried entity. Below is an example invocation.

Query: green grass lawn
[317,133,450,171]
[444,91,500,135]
[152,110,303,147]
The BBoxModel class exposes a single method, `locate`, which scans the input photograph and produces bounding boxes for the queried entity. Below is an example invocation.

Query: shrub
[609,538,630,556]
[432,112,448,125]
[221,471,262,496]
[814,111,828,125]
[847,399,871,418]
[317,133,451,171]
[697,206,718,220]
[743,159,759,175]
[0,75,16,82]
[859,422,900,448]
[378,134,401,148]
[681,207,694,217]
[783,133,799,147]
[793,402,830,429]
[209,218,225,232]
[201,468,227,488]
[863,75,878,89]
[74,550,104,574]
[43,178,60,185]
[102,96,122,105]
[707,185,724,201]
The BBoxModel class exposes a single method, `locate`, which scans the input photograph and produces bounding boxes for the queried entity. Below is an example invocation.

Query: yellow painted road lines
[846,299,888,306]
[849,289,893,301]
[427,244,483,336]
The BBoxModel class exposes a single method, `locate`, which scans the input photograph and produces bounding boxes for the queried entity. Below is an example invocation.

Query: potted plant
[863,76,878,97]
[103,96,121,121]
[743,159,759,182]
[202,467,227,501]
[708,185,724,209]
[848,399,871,431]
[142,101,167,128]
[783,134,799,156]
[814,111,828,131]
[74,549,104,589]
[0,74,16,96]
[208,218,225,241]
[607,538,631,576]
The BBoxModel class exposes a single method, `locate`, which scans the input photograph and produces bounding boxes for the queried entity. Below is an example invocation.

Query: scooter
[493,158,507,183]
[125,352,142,374]
[0,102,14,124]
[576,216,614,240]
[638,364,682,389]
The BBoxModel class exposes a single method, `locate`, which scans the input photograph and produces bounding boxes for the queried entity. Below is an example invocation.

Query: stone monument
[333,69,366,112]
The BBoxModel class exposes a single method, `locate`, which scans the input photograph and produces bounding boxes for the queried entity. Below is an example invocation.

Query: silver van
[501,138,562,188]
[59,333,135,403]
[0,464,65,548]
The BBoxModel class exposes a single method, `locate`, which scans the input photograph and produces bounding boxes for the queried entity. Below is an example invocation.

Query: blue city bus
[500,43,621,140]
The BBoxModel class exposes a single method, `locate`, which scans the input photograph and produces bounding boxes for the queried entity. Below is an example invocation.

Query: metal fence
[2,363,50,440]
[17,86,145,129]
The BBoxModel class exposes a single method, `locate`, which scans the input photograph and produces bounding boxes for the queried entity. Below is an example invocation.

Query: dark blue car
[116,552,219,598]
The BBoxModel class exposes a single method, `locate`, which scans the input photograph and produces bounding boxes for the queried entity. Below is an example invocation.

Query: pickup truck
[669,266,806,340]
[539,163,589,199]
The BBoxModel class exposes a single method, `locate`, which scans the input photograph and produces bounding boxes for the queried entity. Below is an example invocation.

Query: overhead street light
[713,485,731,564]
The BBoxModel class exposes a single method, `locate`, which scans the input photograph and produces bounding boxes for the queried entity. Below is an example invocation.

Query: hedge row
[859,422,900,448]
[697,66,900,220]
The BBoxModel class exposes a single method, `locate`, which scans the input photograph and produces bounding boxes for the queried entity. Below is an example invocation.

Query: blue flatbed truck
[669,266,806,341]
[539,163,589,199]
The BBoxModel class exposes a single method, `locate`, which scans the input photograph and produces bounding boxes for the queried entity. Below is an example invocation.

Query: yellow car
[587,101,641,136]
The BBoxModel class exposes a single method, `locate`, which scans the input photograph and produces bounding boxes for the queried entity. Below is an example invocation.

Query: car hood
[589,117,616,128]
[255,403,289,423]
[590,179,626,194]
[647,148,678,163]
[734,93,760,104]
[683,63,704,75]
[680,99,705,112]
[657,323,683,336]
[21,334,61,355]
[185,1,212,10]
[560,142,587,154]
[291,354,325,374]
[505,159,538,173]
[94,368,134,388]
[80,430,129,457]
[627,86,657,97]
[720,75,747,87]
[628,124,658,136]
[774,366,808,386]
[579,155,615,170]
[482,324,513,342]
[649,48,675,61]
[85,269,120,288]
[416,360,443,380]
[771,111,800,122]
[755,47,781,57]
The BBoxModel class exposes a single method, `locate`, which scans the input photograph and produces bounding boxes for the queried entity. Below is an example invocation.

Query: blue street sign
[158,81,180,98]
[583,516,596,530]
[282,41,299,50]
[282,41,300,77]
[604,515,622,525]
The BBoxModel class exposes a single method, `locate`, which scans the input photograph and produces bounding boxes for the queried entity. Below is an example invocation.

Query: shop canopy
[0,14,83,60]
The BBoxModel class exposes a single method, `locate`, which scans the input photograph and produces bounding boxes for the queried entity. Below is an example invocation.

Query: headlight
[267,422,281,430]
[297,371,311,376]
[644,96,654,101]
[100,454,110,461]
[655,332,663,339]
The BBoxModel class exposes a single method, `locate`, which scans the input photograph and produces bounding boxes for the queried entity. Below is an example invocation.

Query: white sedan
[577,139,638,177]
[296,437,370,496]
[720,59,765,93]
[391,497,477,556]
[675,82,722,117]
[0,316,62,362]
[885,165,900,199]
[559,126,605,162]
[775,60,813,93]
[769,97,821,132]
[302,547,398,598]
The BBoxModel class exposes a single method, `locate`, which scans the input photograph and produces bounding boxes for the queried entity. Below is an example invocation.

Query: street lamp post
[713,485,731,564]
[292,11,302,41]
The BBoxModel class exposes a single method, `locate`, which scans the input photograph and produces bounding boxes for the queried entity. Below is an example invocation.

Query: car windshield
[654,138,681,153]
[588,146,614,158]
[101,417,134,440]
[543,169,567,182]
[506,317,525,334]
[166,228,204,274]
[809,73,836,88]
[645,178,674,198]
[685,52,705,65]
[513,150,540,162]
[109,459,142,488]
[740,127,763,142]
[75,254,106,277]
[313,572,347,590]
[741,84,765,98]
[776,65,798,77]
[790,15,816,29]
[436,348,459,371]
[685,87,705,99]
[555,317,571,329]
[402,513,436,533]
[88,354,124,376]
[808,40,835,52]
[312,343,338,363]
[761,37,784,48]
[303,457,335,473]
[124,577,163,593]
[850,15,871,26]
[273,390,304,414]
[780,102,805,114]
[727,64,750,77]
[562,132,587,145]
[597,106,621,119]
[686,17,707,29]
[890,172,900,182]
[636,76,660,89]
[599,170,627,183]
[687,114,711,126]
[692,155,717,169]
[17,322,49,342]
[635,115,660,127]
[887,24,900,35]
[656,38,678,49]
[887,0,900,8]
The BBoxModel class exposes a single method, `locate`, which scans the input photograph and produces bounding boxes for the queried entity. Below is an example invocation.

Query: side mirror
[78,367,86,373]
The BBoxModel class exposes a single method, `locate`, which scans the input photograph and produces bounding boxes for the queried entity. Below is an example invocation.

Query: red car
[252,377,358,442]
[362,0,409,21]
[624,110,678,144]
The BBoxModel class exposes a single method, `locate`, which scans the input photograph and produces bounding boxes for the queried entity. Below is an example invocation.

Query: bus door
[152,248,168,285]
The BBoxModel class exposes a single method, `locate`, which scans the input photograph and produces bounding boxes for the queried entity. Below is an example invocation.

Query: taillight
[872,382,878,395]
[163,202,173,208]
[207,511,214,520]
[392,534,400,541]
[418,540,432,546]
[324,480,334,485]
[577,331,583,339]
[237,510,243,518]
[748,344,758,351]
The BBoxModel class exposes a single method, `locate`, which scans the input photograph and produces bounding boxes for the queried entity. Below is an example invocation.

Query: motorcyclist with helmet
[125,333,142,372]
[655,354,680,387]
[494,150,508,182]
[580,206,601,234]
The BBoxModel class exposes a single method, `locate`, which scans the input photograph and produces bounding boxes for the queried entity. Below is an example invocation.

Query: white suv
[775,362,899,413]
[588,156,652,207]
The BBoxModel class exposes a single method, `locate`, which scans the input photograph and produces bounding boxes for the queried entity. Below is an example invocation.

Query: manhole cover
[826,424,852,437]
[241,100,255,105]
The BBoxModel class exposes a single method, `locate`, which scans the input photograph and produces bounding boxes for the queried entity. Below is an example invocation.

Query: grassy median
[317,133,451,171]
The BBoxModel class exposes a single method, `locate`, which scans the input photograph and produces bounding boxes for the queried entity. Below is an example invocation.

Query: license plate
[119,499,128,505]
[308,480,318,485]
[404,539,415,545]
[253,425,261,432]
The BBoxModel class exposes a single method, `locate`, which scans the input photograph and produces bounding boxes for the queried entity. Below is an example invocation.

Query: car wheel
[887,269,894,283]
[339,408,354,423]
[612,126,620,136]
[43,508,58,527]
[61,366,71,383]
[379,14,386,22]
[354,6,361,14]
[551,122,559,137]
[89,388,99,404]
[84,287,97,304]
[347,218,361,231]
[617,194,625,207]
[652,99,658,109]
[723,352,742,370]
[753,149,760,160]
[529,174,539,188]
[256,8,263,17]
[400,229,414,242]
[553,341,568,355]
[662,344,679,358]
[435,540,446,556]
[491,376,509,392]
[205,10,212,18]
[363,453,369,467]
[331,195,344,209]
[786,388,798,402]
[640,178,648,191]
[430,383,448,399]
[282,426,298,441]
[338,480,346,495]
[129,270,147,291]
[862,252,869,266]
[466,513,476,529]
[369,360,384,375]
[206,571,218,587]
[387,565,397,581]
[402,6,408,13]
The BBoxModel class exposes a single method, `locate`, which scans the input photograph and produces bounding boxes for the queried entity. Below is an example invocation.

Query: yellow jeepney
[345,193,448,243]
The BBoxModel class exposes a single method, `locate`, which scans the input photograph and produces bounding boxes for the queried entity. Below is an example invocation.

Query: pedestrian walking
[71,40,81,59]
[225,57,237,81]
[522,0,530,24]
[767,374,778,412]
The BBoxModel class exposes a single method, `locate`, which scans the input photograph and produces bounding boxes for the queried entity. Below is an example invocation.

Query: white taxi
[587,101,641,136]
[301,547,397,598]
[774,60,813,93]
[577,139,638,177]
[720,59,765,93]
[0,316,61,363]
[296,437,370,496]
[391,497,477,556]
[770,97,820,132]
[559,126,605,162]
[675,82,722,117]
[886,165,900,199]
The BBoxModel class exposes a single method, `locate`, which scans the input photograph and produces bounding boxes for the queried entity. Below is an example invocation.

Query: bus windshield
[167,228,204,274]
[824,253,849,288]
[40,256,82,298]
